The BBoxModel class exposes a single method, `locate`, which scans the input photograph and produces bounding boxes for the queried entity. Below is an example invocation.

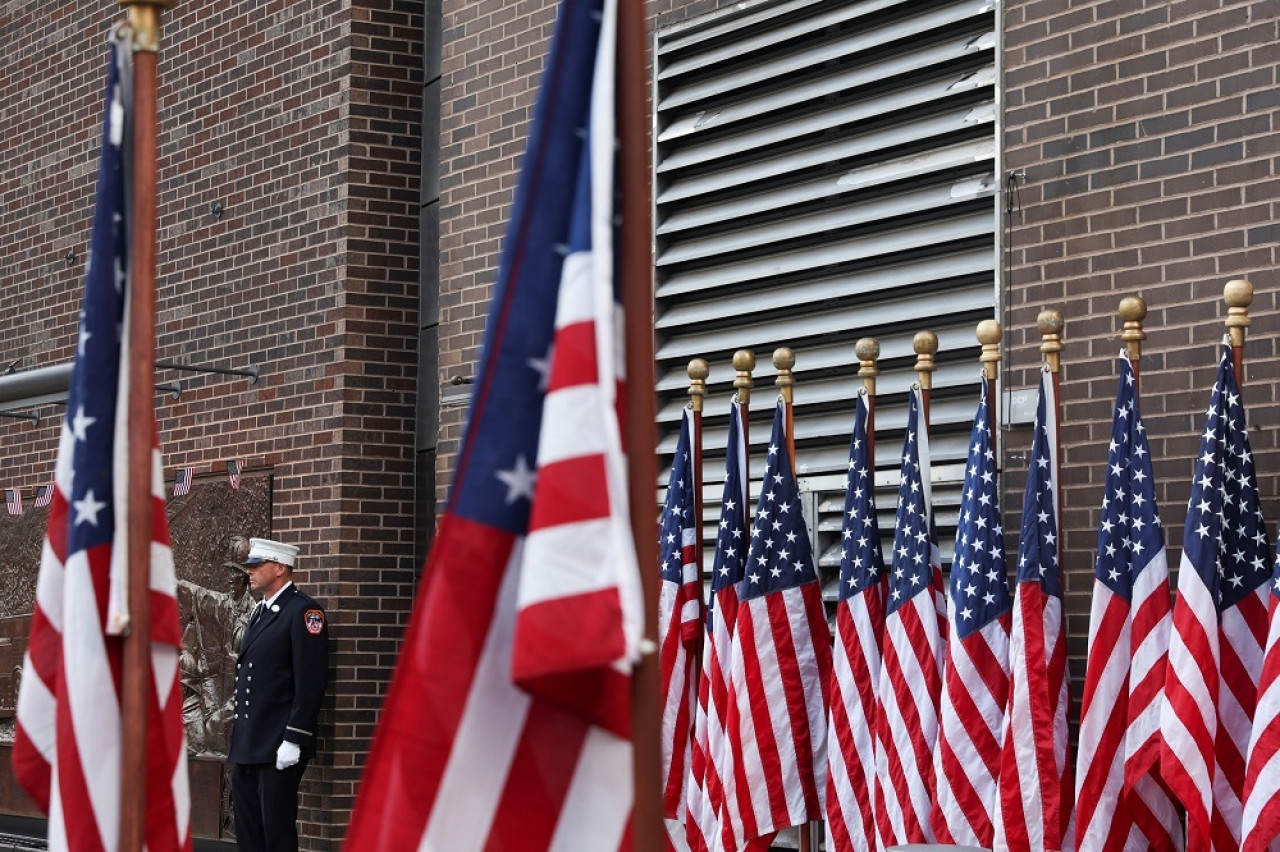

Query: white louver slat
[654,0,998,615]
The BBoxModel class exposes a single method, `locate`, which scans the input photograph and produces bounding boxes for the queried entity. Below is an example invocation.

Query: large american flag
[825,391,885,852]
[1075,352,1181,851]
[685,401,773,852]
[932,380,1011,848]
[12,36,191,852]
[721,401,831,847]
[1244,536,1280,848]
[660,408,703,839]
[1162,344,1272,851]
[996,367,1073,852]
[345,1,643,847]
[874,387,944,846]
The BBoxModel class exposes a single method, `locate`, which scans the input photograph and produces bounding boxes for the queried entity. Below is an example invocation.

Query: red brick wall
[0,2,421,847]
[1003,0,1280,683]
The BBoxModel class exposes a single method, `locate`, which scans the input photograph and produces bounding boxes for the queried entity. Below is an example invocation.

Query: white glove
[275,740,301,771]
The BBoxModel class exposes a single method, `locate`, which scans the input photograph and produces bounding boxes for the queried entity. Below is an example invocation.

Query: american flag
[345,1,642,847]
[1244,539,1280,847]
[33,485,53,508]
[1074,352,1181,851]
[5,488,22,517]
[226,459,241,490]
[932,380,1011,848]
[660,408,703,838]
[172,467,193,497]
[825,391,885,852]
[874,387,945,846]
[685,401,773,852]
[996,366,1074,852]
[1162,344,1272,851]
[721,401,832,847]
[12,37,191,852]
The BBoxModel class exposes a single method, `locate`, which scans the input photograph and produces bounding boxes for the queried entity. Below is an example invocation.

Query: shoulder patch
[304,609,325,635]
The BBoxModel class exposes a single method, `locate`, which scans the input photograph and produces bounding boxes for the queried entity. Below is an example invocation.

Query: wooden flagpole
[119,3,170,850]
[1119,297,1146,394]
[774,348,796,467]
[1037,309,1064,585]
[857,338,879,466]
[977,320,1001,451]
[734,350,756,474]
[688,359,708,617]
[618,0,661,841]
[1225,279,1253,387]
[914,331,938,430]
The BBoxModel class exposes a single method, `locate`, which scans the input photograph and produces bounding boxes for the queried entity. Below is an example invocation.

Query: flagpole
[119,3,170,851]
[977,320,1001,451]
[857,337,879,467]
[772,346,813,852]
[1119,297,1146,395]
[688,358,707,605]
[1224,278,1253,387]
[914,331,938,430]
[774,348,796,466]
[617,0,661,845]
[734,349,756,474]
[1037,309,1064,585]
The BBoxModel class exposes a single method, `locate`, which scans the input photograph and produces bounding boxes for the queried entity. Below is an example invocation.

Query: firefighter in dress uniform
[229,537,329,852]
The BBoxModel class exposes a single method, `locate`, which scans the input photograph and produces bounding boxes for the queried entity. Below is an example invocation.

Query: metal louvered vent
[653,0,999,600]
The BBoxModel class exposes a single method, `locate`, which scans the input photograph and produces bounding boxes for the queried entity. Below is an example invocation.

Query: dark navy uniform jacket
[228,584,330,765]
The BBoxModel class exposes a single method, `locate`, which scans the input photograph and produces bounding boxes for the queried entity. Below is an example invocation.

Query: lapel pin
[271,605,280,613]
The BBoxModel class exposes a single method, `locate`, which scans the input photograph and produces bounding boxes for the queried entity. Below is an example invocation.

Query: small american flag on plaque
[226,459,242,490]
[33,485,53,508]
[5,489,22,517]
[172,467,193,497]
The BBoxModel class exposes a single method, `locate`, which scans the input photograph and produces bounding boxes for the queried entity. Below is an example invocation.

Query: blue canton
[1094,354,1164,600]
[740,403,819,600]
[1183,345,1273,610]
[708,401,749,631]
[447,0,606,535]
[64,45,131,559]
[838,393,884,602]
[951,382,1010,639]
[1016,370,1063,597]
[886,390,939,614]
[660,410,695,584]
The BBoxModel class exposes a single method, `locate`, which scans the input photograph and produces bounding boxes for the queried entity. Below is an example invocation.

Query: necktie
[249,602,265,628]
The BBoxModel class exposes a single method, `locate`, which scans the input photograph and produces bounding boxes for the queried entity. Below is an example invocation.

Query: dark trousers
[231,760,309,852]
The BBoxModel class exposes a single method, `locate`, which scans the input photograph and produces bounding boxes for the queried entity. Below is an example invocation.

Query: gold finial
[732,349,756,407]
[687,358,708,413]
[856,337,880,396]
[913,331,938,391]
[120,1,175,52]
[1225,279,1254,348]
[1038,308,1063,374]
[773,347,795,404]
[1119,296,1147,362]
[977,320,1002,380]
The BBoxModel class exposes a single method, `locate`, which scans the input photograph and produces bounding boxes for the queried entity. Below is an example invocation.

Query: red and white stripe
[13,429,190,852]
[1076,552,1180,850]
[933,610,1011,847]
[996,575,1074,851]
[1243,585,1280,850]
[825,583,883,852]
[1163,561,1268,851]
[722,583,831,844]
